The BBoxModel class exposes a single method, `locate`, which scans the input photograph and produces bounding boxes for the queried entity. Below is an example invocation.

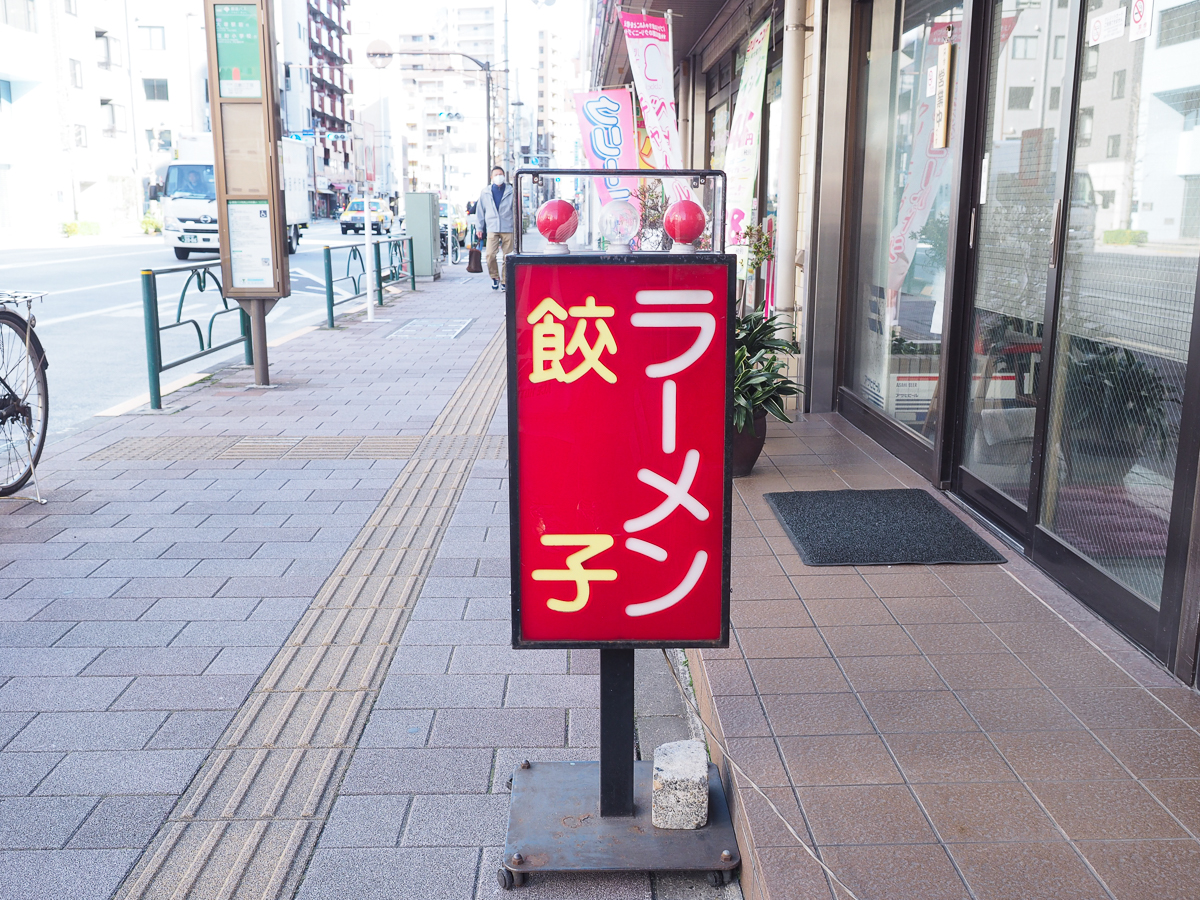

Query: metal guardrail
[321,236,415,328]
[141,262,251,410]
[139,238,416,410]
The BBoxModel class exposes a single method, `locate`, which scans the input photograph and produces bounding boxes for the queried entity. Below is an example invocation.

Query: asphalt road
[0,220,383,441]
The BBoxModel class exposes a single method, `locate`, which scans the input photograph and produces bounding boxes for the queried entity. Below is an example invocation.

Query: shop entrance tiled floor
[689,414,1200,900]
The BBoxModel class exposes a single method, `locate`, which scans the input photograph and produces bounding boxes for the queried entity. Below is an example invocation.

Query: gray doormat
[764,489,1007,566]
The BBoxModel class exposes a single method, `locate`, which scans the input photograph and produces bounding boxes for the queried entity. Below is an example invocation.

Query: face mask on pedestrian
[492,175,504,186]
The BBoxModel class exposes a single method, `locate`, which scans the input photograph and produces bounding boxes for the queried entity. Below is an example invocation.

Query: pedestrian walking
[476,166,514,290]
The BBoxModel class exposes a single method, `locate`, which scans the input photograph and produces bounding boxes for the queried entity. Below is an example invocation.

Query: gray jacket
[476,183,515,233]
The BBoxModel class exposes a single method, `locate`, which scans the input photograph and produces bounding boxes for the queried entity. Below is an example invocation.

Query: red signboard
[507,256,734,648]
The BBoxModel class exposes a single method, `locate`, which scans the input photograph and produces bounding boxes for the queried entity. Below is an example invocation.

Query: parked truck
[159,132,311,260]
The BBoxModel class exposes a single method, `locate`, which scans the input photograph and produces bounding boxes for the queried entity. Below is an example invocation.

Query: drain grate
[87,434,424,462]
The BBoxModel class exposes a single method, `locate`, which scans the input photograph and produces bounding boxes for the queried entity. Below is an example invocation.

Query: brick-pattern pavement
[688,414,1200,900]
[0,276,733,900]
[292,437,727,900]
[0,280,505,900]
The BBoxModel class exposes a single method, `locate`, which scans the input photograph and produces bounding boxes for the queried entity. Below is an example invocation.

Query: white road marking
[37,300,144,326]
[0,249,155,271]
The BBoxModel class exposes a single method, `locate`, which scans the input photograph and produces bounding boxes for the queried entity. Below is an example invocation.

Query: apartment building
[1,0,144,236]
[280,0,354,217]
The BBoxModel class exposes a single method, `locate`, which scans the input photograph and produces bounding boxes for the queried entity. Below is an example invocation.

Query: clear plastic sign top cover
[512,169,727,256]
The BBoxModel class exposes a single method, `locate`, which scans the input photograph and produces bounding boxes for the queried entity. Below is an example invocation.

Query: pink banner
[574,89,639,205]
[620,12,692,202]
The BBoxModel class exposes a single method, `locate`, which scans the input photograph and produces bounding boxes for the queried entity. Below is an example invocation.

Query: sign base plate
[500,761,740,888]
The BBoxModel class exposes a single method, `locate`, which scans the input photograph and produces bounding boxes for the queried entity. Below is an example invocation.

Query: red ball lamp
[536,199,579,254]
[663,199,707,254]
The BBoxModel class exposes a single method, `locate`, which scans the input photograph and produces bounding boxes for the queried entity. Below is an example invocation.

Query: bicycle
[0,291,49,498]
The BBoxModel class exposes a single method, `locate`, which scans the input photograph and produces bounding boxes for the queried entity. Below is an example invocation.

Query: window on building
[1185,109,1200,131]
[1097,189,1115,209]
[1012,35,1037,59]
[1077,107,1094,146]
[3,0,36,30]
[1183,176,1200,237]
[1082,45,1098,78]
[1112,69,1126,99]
[65,0,76,14]
[1058,0,1068,7]
[96,33,122,68]
[538,76,544,83]
[1054,35,1066,58]
[1107,134,1121,157]
[100,100,125,133]
[143,78,168,101]
[74,124,87,147]
[139,25,165,50]
[1008,86,1035,109]
[0,80,10,115]
[1160,0,1200,46]
[70,59,83,88]
[1049,86,1061,109]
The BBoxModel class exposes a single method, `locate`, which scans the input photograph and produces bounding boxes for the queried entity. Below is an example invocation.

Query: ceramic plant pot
[732,411,768,478]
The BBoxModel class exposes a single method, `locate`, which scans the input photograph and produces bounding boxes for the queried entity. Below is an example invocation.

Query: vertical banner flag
[723,18,772,276]
[574,89,639,205]
[620,12,693,201]
[885,26,958,307]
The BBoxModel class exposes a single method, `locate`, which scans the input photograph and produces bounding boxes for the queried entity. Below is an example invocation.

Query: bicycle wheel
[0,310,48,496]
[451,240,461,265]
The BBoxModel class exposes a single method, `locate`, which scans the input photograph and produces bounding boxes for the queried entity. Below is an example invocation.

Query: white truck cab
[161,132,311,260]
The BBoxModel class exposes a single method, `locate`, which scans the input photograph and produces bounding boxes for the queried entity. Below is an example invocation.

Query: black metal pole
[599,648,635,817]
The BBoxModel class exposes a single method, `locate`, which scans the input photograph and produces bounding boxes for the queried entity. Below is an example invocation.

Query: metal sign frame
[203,0,290,300]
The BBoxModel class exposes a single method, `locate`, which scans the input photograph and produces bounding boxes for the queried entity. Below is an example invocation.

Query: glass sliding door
[845,0,966,441]
[1037,0,1200,609]
[959,0,1075,515]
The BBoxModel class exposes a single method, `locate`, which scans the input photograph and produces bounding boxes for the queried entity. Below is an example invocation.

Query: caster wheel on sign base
[498,868,514,891]
[512,871,527,887]
[723,867,739,884]
[706,871,723,887]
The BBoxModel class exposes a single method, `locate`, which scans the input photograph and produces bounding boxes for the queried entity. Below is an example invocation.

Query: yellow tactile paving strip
[113,327,507,900]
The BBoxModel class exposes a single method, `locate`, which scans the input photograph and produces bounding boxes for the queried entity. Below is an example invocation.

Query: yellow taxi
[340,199,394,235]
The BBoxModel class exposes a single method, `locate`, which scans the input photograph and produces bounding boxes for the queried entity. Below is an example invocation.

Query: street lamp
[365,48,496,181]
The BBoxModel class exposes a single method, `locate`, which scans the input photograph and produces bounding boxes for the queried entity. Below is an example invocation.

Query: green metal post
[323,246,335,328]
[141,270,163,410]
[406,237,416,290]
[373,240,384,306]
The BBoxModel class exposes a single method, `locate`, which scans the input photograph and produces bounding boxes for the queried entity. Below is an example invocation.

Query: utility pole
[504,0,510,175]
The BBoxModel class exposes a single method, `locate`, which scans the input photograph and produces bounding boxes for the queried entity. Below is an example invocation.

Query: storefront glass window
[764,66,784,310]
[960,0,1072,504]
[709,102,730,170]
[846,0,965,441]
[1038,0,1200,606]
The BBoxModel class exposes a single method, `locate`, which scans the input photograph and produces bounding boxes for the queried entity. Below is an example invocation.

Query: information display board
[214,4,262,98]
[203,0,288,301]
[508,256,735,648]
[227,199,273,288]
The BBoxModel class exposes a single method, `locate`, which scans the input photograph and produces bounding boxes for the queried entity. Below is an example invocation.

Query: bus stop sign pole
[203,0,290,386]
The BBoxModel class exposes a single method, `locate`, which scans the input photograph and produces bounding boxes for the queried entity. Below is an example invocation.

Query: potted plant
[1062,341,1175,485]
[732,312,801,477]
[733,223,774,313]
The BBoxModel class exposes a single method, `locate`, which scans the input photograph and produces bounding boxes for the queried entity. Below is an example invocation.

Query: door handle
[1049,199,1062,265]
